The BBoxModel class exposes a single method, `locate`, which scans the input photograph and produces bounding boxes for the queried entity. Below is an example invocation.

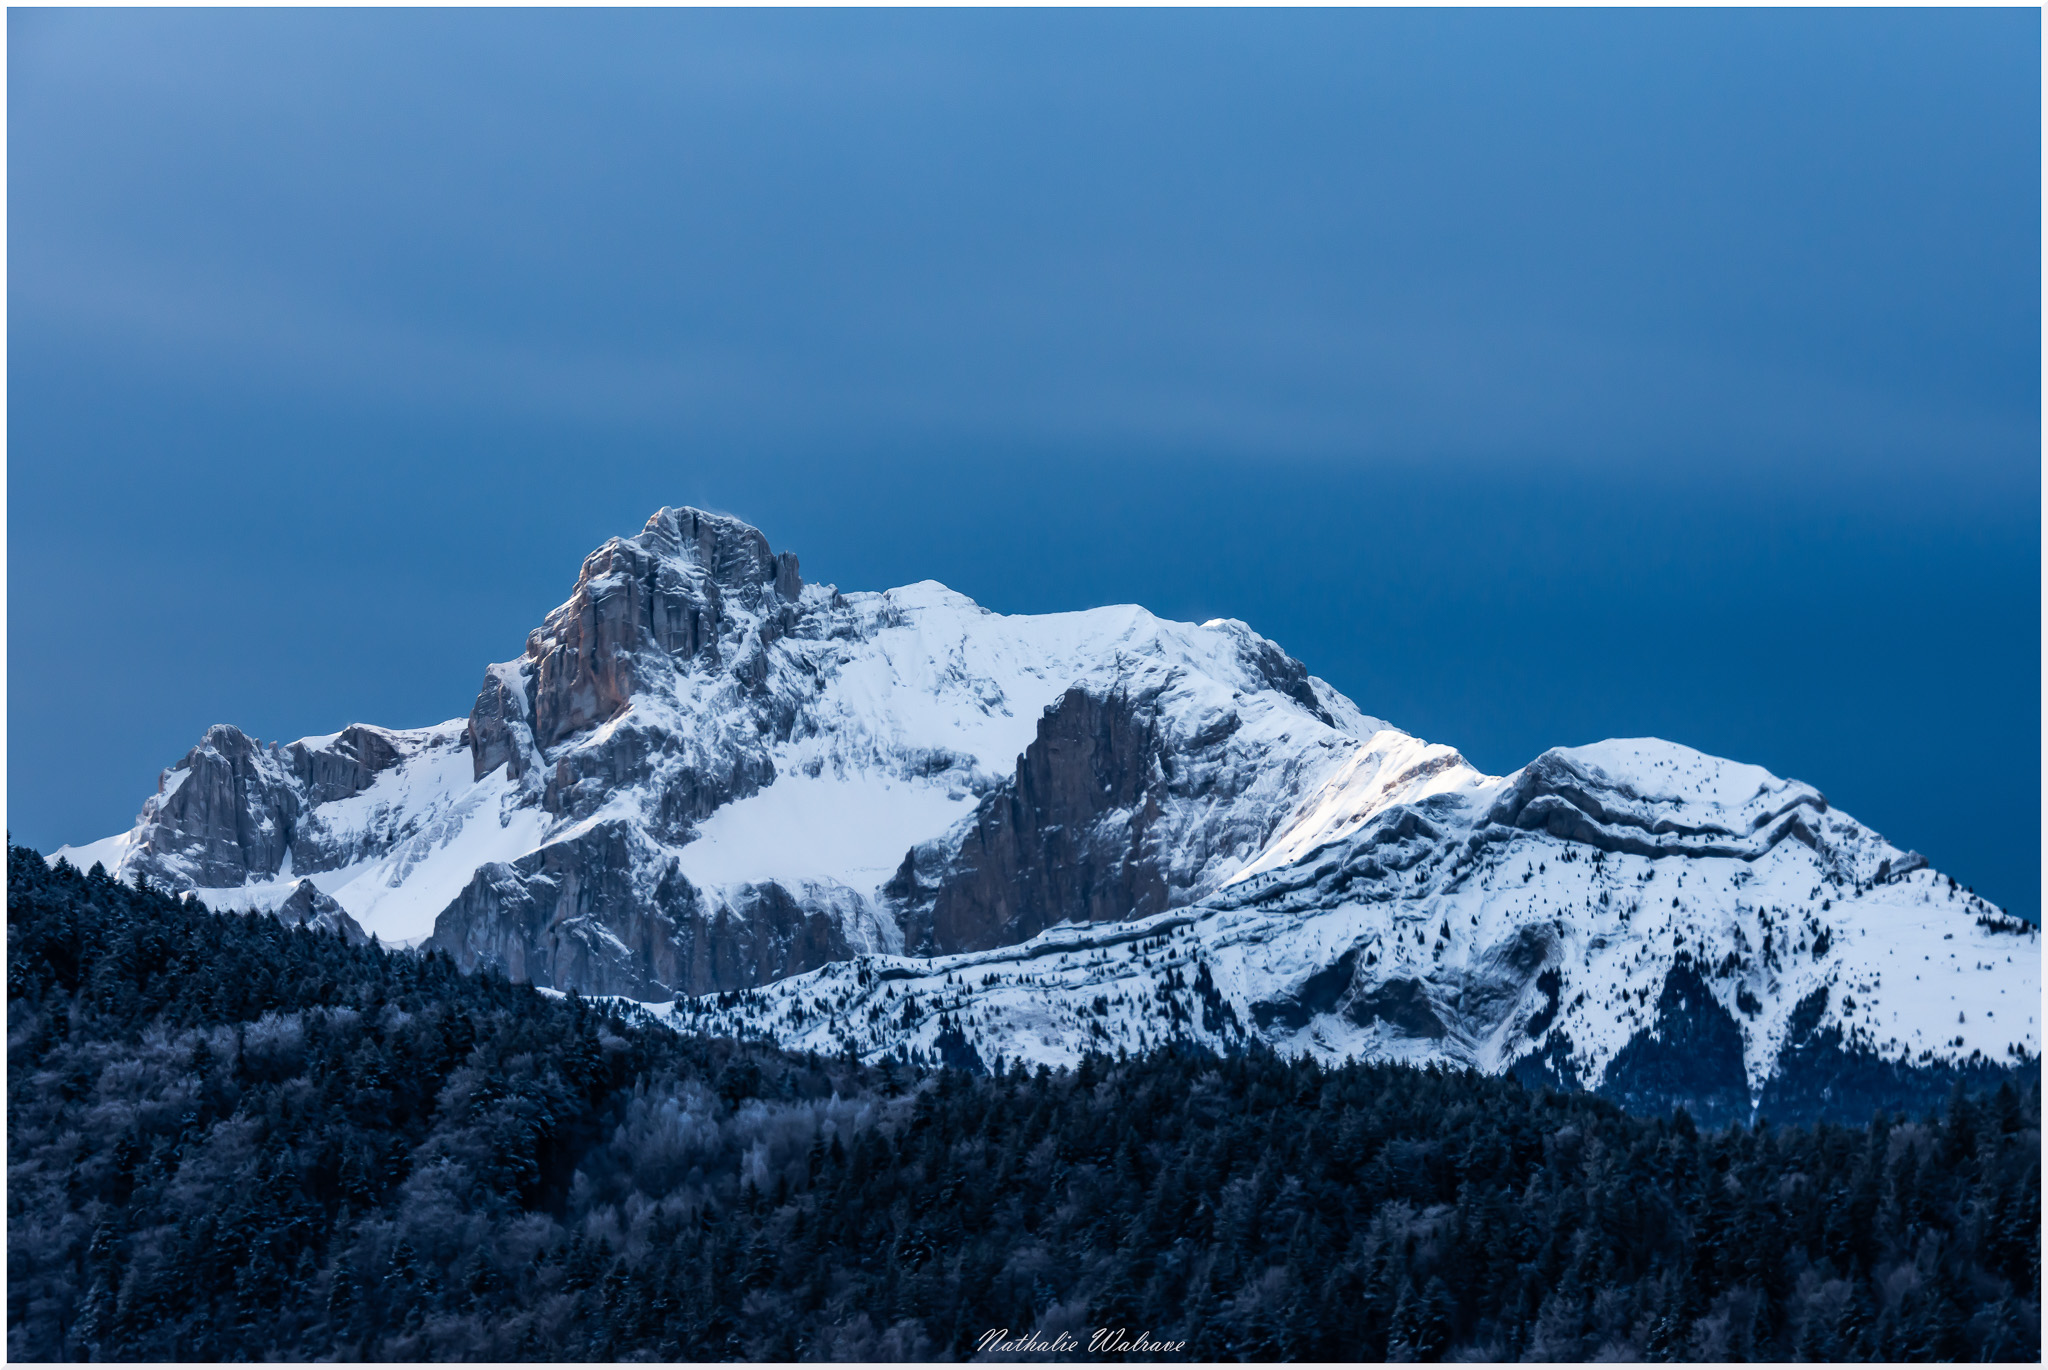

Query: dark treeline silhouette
[8,843,2039,1361]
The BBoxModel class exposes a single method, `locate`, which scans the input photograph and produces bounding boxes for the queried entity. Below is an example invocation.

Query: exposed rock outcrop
[428,823,861,999]
[514,507,800,751]
[924,686,1171,954]
[126,723,413,888]
[1483,746,1829,862]
[272,879,370,944]
[466,661,536,783]
[291,725,410,805]
[127,725,302,888]
[461,508,807,845]
[118,722,465,892]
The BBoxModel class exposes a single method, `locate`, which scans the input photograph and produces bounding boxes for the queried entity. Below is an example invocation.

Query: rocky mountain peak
[52,507,2037,1126]
[636,506,803,602]
[107,720,438,892]
[467,507,808,779]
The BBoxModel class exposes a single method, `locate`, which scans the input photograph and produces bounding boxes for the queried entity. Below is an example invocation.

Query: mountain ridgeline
[8,849,2040,1362]
[54,507,2040,1126]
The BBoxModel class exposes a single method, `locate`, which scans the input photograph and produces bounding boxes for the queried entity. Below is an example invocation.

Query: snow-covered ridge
[50,506,2038,1121]
[666,736,2039,1123]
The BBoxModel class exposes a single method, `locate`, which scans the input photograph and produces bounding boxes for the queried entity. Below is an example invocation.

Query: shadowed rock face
[1346,977,1450,1038]
[273,880,369,944]
[429,822,858,999]
[1251,948,1363,1031]
[463,509,802,839]
[666,881,863,999]
[1250,927,1554,1041]
[125,723,421,889]
[131,725,301,889]
[429,825,685,995]
[294,726,408,806]
[466,664,534,783]
[923,686,1173,955]
[907,658,1344,958]
[520,508,800,753]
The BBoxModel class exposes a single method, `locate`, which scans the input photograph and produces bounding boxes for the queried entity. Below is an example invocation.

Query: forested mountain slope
[9,846,2039,1362]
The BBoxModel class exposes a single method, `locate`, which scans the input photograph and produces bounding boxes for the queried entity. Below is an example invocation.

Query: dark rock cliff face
[430,825,679,994]
[666,881,862,999]
[905,658,1351,957]
[466,665,535,783]
[272,880,369,944]
[131,726,300,888]
[515,507,801,753]
[1251,948,1366,1032]
[127,723,418,888]
[920,686,1173,955]
[1249,922,1559,1043]
[427,822,857,999]
[293,726,409,805]
[462,508,801,838]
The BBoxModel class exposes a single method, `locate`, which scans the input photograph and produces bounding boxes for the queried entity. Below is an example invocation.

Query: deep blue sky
[9,9,2041,918]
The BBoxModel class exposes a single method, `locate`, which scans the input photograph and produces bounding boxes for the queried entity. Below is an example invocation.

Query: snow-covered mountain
[668,736,2038,1124]
[58,506,2038,1123]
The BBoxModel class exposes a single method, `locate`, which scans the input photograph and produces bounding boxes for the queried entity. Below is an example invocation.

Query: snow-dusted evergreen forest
[9,846,2038,1361]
